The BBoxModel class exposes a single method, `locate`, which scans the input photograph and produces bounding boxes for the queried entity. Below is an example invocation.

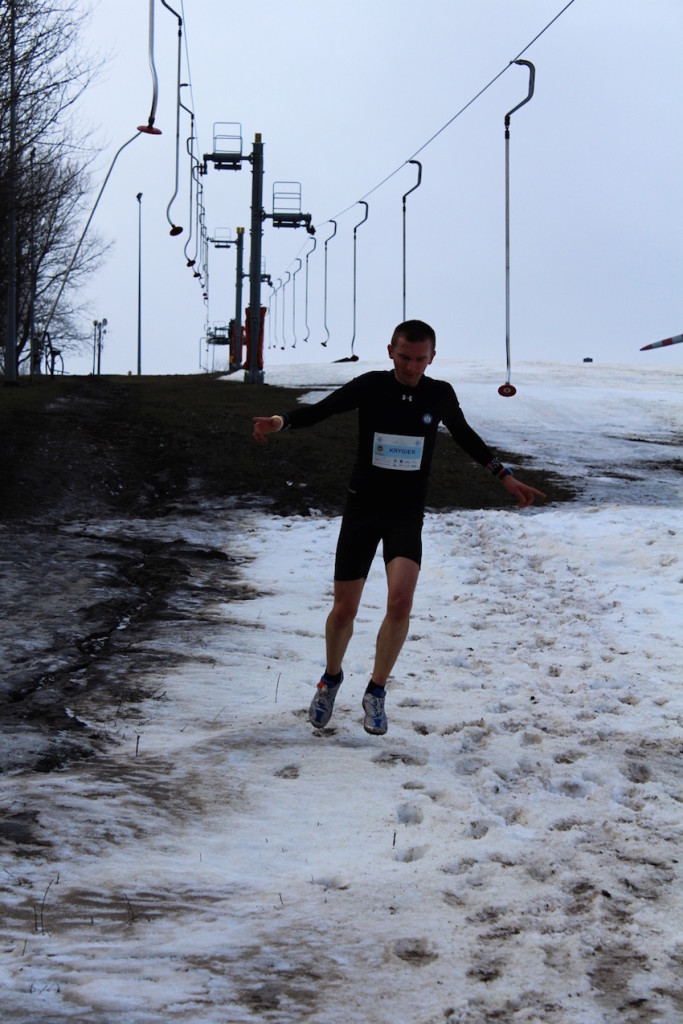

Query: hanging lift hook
[322,220,337,347]
[291,257,303,349]
[505,59,536,128]
[191,177,204,272]
[179,85,197,262]
[350,201,369,358]
[267,284,274,350]
[303,235,317,343]
[137,0,162,134]
[161,0,184,235]
[281,270,291,350]
[402,160,422,321]
[273,279,282,349]
[499,58,536,398]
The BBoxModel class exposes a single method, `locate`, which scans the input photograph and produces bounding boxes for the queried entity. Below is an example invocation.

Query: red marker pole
[640,333,683,351]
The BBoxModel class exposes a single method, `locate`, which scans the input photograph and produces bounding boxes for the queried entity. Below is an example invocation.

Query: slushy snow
[1,360,681,1023]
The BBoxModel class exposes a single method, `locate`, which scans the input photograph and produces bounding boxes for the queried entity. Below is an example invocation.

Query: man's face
[388,336,435,388]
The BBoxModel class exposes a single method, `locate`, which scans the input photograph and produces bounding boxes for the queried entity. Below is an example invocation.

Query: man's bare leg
[325,578,365,675]
[371,557,420,686]
[309,578,365,729]
[361,558,419,735]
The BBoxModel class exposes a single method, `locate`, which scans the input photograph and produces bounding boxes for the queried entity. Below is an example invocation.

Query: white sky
[67,0,683,375]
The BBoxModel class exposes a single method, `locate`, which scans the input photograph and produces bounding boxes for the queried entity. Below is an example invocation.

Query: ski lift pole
[303,236,316,342]
[351,202,369,357]
[402,160,422,320]
[234,226,245,361]
[246,133,265,382]
[500,59,535,398]
[322,220,337,347]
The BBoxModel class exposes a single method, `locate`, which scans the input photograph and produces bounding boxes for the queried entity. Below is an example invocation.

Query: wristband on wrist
[486,457,512,479]
[278,414,291,431]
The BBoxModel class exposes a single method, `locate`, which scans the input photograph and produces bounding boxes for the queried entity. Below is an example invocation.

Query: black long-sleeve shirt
[284,371,496,510]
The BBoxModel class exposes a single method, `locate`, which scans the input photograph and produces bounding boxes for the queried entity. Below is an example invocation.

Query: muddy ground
[0,373,572,792]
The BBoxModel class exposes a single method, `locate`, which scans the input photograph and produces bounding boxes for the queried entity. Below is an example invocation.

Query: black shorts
[334,495,424,581]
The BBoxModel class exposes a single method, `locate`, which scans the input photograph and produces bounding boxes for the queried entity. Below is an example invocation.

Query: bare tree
[0,0,105,375]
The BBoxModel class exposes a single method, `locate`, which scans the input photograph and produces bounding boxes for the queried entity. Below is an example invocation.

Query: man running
[253,320,545,736]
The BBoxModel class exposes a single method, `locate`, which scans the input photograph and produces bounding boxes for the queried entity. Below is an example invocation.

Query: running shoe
[362,691,388,735]
[308,676,342,728]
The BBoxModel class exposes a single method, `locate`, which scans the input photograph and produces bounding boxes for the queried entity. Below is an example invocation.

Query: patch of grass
[0,373,574,522]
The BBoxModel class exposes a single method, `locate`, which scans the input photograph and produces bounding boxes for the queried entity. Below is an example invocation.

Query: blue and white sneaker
[362,690,387,735]
[309,674,343,728]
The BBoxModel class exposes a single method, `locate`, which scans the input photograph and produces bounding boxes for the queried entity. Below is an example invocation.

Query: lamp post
[136,192,143,374]
[93,319,107,374]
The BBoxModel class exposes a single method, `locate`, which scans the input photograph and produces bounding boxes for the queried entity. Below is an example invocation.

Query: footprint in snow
[397,803,424,825]
[373,750,428,768]
[395,844,429,863]
[393,937,438,964]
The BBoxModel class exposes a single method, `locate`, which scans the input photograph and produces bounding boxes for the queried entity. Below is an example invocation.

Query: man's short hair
[390,320,436,350]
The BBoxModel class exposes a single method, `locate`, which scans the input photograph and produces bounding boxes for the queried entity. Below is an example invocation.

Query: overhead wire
[174,0,578,356]
[179,0,202,153]
[176,0,211,301]
[284,0,578,250]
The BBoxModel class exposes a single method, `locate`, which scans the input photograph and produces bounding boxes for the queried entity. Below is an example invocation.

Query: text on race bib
[372,433,424,471]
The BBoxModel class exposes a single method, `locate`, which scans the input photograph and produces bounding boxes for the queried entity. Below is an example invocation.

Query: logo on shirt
[422,413,433,425]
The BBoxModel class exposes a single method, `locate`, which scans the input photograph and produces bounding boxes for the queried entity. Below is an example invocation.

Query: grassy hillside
[0,374,573,522]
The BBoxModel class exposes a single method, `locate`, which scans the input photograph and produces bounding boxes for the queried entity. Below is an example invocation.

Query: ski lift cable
[40,132,142,348]
[177,3,205,264]
[175,4,205,266]
[321,0,577,224]
[270,0,577,287]
[179,0,204,153]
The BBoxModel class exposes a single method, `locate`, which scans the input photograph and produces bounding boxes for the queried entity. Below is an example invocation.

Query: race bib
[372,433,424,471]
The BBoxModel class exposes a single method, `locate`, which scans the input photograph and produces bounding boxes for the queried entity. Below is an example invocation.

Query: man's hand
[502,474,546,509]
[253,415,284,444]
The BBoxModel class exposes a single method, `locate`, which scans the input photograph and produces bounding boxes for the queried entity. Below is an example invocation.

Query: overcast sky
[69,0,683,376]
